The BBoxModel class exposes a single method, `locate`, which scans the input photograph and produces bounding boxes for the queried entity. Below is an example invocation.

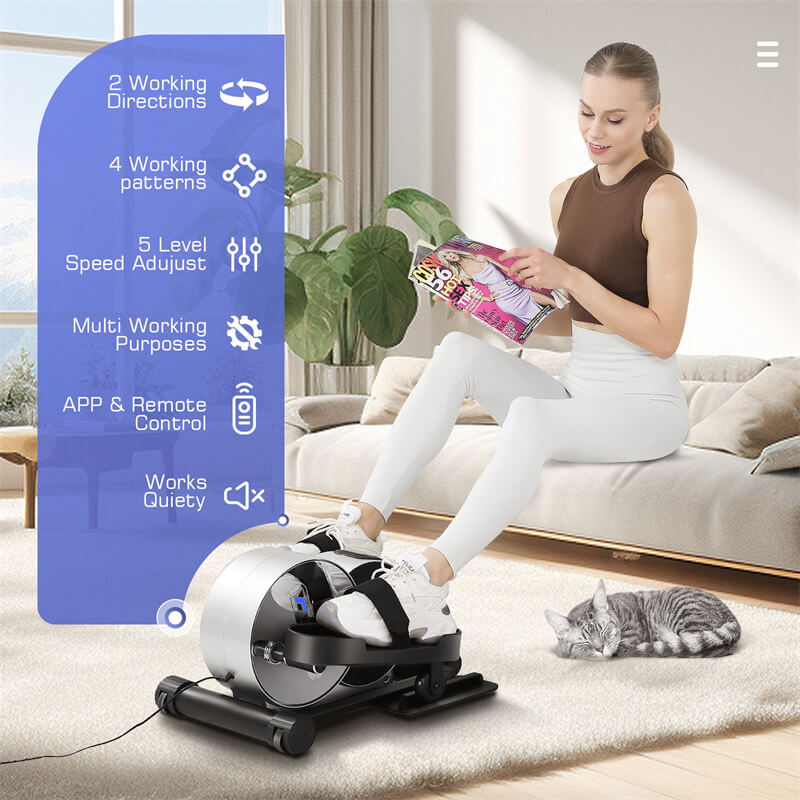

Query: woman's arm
[562,177,696,359]
[532,177,577,336]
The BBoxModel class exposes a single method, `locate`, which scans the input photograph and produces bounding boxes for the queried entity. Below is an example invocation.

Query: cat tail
[633,617,742,657]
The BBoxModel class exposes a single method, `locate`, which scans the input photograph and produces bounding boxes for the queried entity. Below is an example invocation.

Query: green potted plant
[285,138,465,394]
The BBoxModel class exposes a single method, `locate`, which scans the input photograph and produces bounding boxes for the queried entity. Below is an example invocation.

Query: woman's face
[439,250,459,264]
[578,72,658,162]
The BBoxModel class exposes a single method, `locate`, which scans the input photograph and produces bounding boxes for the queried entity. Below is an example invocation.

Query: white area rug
[1,497,799,800]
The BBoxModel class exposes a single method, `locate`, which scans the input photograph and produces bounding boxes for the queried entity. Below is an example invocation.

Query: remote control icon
[232,383,256,435]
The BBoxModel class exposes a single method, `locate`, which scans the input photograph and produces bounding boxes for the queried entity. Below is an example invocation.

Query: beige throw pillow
[685,366,800,458]
[750,434,800,475]
[360,355,498,425]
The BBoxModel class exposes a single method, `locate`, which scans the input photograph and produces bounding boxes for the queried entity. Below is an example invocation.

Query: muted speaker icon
[223,480,265,511]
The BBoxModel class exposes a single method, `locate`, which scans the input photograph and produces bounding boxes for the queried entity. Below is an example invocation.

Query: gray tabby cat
[544,578,741,658]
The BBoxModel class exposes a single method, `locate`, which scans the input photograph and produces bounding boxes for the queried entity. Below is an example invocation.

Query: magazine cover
[409,236,570,344]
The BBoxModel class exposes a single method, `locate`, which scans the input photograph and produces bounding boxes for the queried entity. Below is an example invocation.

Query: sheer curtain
[284,0,389,396]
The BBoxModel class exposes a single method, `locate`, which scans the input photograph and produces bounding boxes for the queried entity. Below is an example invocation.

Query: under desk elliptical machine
[156,529,498,756]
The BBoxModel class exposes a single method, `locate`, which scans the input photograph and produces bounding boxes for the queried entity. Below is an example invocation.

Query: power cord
[0,672,234,766]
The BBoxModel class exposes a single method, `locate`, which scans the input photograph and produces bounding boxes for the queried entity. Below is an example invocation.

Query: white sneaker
[283,499,388,558]
[315,551,458,647]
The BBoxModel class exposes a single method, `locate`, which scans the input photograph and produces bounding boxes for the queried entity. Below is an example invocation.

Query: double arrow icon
[219,79,269,111]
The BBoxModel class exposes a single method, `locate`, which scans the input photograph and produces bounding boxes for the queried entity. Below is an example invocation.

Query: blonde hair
[584,42,675,171]
[437,249,486,287]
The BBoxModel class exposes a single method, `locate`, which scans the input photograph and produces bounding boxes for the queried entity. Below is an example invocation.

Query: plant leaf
[286,138,303,167]
[285,252,348,362]
[284,267,307,332]
[310,224,349,252]
[382,188,465,245]
[285,233,310,257]
[341,226,418,349]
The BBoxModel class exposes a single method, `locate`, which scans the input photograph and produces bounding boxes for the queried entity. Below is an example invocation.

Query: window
[0,0,114,41]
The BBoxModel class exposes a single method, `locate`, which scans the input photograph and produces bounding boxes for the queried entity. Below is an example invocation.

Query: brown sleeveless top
[553,157,688,325]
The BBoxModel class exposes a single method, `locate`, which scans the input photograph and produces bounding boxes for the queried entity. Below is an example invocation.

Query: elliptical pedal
[378,672,499,718]
[283,622,463,668]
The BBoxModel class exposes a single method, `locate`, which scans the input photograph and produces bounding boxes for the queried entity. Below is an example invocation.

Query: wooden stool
[0,426,37,528]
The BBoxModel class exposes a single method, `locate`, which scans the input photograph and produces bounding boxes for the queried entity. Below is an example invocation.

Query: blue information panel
[37,35,285,624]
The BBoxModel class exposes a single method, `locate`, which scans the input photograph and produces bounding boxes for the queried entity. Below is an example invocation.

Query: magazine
[408,236,570,345]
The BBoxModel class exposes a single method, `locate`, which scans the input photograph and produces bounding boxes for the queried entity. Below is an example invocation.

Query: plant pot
[306,363,376,396]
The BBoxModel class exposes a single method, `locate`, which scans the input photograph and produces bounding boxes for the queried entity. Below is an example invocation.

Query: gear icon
[227,315,263,350]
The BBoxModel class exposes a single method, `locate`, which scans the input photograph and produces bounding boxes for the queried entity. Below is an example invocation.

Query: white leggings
[358,324,690,577]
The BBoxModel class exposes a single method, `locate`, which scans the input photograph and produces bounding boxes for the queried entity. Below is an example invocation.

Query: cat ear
[592,579,608,611]
[544,609,570,639]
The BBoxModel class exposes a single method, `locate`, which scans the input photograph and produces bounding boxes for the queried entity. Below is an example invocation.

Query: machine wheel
[271,719,315,756]
[414,670,446,703]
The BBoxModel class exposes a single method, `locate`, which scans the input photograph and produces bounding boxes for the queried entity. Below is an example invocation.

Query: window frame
[0,0,131,328]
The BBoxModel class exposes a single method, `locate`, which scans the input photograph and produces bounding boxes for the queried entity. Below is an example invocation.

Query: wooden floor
[286,492,800,800]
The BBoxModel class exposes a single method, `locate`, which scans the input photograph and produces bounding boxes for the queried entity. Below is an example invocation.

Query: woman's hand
[498,247,571,291]
[433,294,470,317]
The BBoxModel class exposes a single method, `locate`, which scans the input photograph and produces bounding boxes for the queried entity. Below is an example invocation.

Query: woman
[292,42,697,648]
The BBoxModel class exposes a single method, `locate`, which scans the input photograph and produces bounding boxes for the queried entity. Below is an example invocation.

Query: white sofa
[285,345,800,578]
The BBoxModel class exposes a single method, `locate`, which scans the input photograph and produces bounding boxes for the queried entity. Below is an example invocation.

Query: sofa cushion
[675,353,770,382]
[768,356,800,371]
[685,366,800,458]
[679,381,746,426]
[750,434,800,475]
[286,394,368,433]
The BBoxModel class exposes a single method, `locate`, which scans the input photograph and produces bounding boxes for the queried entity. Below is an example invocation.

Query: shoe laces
[308,518,345,548]
[370,556,417,596]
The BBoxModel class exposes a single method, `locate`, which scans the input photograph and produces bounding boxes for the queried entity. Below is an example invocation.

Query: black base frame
[156,623,497,756]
